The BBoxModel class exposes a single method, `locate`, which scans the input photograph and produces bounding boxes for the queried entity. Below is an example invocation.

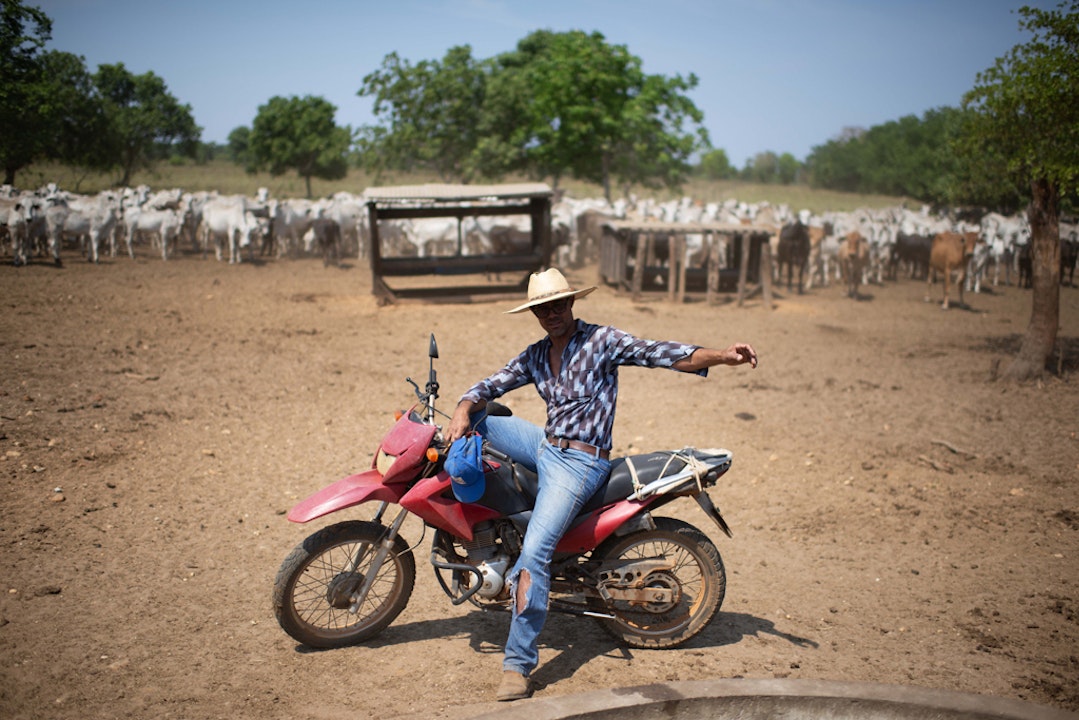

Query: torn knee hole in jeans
[514,569,530,614]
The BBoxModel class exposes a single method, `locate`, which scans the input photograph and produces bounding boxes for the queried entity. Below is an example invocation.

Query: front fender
[287,470,405,523]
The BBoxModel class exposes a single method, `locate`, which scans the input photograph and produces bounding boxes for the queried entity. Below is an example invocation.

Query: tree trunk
[304,174,312,199]
[1002,177,1060,382]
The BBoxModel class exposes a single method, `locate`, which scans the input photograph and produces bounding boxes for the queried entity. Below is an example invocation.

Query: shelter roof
[363,183,551,204]
[603,220,778,234]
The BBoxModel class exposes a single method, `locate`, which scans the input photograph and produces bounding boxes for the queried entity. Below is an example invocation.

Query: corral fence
[600,221,778,307]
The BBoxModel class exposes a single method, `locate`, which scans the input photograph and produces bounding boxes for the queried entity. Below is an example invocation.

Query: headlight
[376,449,397,475]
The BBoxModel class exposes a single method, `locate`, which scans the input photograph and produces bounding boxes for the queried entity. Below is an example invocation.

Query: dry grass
[18,159,907,212]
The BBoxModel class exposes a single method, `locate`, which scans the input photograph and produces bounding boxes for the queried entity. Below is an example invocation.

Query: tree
[93,63,201,186]
[38,51,112,188]
[698,149,736,180]
[357,46,488,182]
[488,30,632,193]
[608,69,709,198]
[776,153,802,185]
[489,30,707,200]
[249,95,350,198]
[227,125,252,165]
[958,1,1079,381]
[0,0,52,184]
[806,128,867,192]
[747,151,782,184]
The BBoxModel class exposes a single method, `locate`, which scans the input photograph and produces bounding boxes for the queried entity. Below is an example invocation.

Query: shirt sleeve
[460,348,534,403]
[607,326,708,377]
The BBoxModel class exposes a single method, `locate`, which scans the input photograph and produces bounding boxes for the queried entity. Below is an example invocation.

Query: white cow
[41,197,91,265]
[406,216,482,257]
[200,196,266,264]
[269,199,317,257]
[802,212,838,290]
[39,190,123,265]
[123,204,186,260]
[320,192,366,258]
[71,192,125,263]
[981,211,1030,286]
[1,195,39,266]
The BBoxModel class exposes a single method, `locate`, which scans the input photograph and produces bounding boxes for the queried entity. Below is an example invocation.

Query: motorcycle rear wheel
[590,516,725,649]
[273,520,416,648]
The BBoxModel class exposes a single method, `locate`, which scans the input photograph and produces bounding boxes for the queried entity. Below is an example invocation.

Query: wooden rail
[600,221,778,308]
[364,184,553,304]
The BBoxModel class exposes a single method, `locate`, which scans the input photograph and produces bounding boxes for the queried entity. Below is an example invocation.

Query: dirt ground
[1,248,1077,720]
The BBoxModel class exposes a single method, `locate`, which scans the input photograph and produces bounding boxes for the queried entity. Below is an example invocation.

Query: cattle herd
[1,183,1076,307]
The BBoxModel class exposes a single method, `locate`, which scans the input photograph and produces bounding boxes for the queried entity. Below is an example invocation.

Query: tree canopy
[805,109,977,207]
[356,46,488,182]
[2,1,200,187]
[0,0,52,183]
[93,63,200,187]
[248,95,350,198]
[357,30,709,200]
[39,51,113,187]
[958,1,1078,380]
[697,148,737,181]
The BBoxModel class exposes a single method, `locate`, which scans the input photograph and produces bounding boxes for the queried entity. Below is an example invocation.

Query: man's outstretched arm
[673,343,758,372]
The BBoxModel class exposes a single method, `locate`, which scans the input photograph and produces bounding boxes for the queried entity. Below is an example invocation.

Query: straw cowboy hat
[505,268,597,314]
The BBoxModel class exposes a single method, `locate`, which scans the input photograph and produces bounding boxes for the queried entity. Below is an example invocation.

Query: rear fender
[287,470,406,523]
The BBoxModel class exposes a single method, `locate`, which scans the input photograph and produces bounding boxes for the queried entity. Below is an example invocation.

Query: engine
[461,521,516,599]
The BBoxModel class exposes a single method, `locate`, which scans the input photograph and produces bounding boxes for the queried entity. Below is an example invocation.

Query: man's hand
[446,400,478,443]
[727,342,758,369]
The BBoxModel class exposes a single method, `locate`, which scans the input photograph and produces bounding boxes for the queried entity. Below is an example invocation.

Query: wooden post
[706,232,717,305]
[759,233,775,310]
[667,234,677,303]
[736,232,751,307]
[632,232,650,302]
[668,234,686,303]
[676,235,688,304]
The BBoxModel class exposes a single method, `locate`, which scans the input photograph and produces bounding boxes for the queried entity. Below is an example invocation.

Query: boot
[496,670,532,701]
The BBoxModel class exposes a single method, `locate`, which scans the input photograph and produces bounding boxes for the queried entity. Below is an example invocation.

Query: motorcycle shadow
[293,609,818,690]
[541,611,818,687]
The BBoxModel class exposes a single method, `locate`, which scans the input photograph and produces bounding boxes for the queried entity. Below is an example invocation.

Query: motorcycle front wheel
[273,520,416,648]
[590,516,725,649]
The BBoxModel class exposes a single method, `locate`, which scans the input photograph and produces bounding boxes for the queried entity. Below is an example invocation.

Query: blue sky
[35,0,1048,168]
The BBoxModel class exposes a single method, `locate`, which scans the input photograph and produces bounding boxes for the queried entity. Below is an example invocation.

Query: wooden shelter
[364,183,553,303]
[600,221,778,307]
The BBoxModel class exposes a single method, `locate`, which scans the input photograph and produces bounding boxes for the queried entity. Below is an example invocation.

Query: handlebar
[484,444,511,463]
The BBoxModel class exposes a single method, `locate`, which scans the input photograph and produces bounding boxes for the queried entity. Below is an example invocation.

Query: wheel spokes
[291,541,400,634]
[606,539,706,632]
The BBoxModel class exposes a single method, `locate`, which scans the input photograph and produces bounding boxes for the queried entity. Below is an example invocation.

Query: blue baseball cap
[445,434,486,503]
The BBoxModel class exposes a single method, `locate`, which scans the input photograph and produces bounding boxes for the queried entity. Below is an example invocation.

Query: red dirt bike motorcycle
[273,335,736,650]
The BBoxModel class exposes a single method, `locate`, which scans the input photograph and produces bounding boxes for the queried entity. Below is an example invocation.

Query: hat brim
[504,286,597,314]
[450,473,486,503]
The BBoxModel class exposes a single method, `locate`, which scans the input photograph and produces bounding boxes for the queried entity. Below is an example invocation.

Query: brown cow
[837,231,870,299]
[925,231,979,309]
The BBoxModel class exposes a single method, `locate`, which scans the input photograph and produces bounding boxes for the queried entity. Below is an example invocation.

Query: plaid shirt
[461,320,706,450]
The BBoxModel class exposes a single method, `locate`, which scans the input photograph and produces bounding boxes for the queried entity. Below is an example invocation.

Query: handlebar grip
[484,444,511,463]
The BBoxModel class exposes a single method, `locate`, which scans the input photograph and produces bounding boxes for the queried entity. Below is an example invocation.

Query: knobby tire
[272,520,416,648]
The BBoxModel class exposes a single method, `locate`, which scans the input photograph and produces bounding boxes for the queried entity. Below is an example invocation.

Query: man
[446,268,757,702]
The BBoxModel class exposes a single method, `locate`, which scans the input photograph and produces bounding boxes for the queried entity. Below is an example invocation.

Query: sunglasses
[530,298,571,319]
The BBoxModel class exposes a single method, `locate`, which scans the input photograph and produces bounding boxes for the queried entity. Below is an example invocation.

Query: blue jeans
[473,413,611,677]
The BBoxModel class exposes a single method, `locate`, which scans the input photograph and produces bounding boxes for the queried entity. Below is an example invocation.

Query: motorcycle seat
[480,448,730,518]
[580,448,731,513]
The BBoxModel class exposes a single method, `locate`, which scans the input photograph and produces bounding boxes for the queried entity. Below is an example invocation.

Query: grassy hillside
[18,159,909,214]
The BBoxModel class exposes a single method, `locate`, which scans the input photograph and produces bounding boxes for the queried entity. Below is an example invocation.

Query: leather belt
[547,435,610,460]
